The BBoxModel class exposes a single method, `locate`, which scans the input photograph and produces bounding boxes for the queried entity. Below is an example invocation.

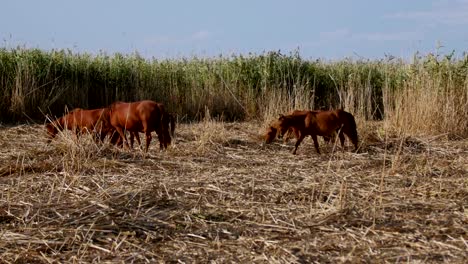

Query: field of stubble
[0,121,467,263]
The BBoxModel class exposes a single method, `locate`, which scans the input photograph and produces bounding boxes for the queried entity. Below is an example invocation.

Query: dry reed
[0,120,466,263]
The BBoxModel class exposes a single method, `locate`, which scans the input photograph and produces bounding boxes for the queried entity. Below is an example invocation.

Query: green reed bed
[0,48,467,137]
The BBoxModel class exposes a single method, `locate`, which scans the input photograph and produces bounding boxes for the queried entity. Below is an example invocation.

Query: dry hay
[0,121,466,263]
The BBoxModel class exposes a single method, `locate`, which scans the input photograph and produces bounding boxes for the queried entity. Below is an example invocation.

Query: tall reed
[1,48,466,137]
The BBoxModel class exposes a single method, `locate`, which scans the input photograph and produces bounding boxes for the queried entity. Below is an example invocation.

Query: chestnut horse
[46,108,115,143]
[265,109,358,154]
[104,100,175,151]
[280,110,332,143]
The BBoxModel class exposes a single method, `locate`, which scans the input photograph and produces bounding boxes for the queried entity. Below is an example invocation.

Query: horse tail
[101,104,114,129]
[339,110,359,147]
[169,113,176,138]
[347,111,357,131]
[97,107,113,139]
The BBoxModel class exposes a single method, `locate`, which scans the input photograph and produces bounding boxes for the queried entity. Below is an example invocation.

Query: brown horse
[104,100,175,151]
[46,108,114,143]
[265,109,358,154]
[280,110,332,143]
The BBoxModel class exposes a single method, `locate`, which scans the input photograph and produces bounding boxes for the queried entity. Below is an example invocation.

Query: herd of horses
[46,100,175,152]
[46,100,359,155]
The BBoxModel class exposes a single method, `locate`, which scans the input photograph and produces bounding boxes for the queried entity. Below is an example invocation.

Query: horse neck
[102,106,113,119]
[285,115,303,128]
[282,118,293,129]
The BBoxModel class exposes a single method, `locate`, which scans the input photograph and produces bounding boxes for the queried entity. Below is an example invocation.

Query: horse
[280,110,332,144]
[46,108,114,143]
[265,109,358,154]
[104,100,175,152]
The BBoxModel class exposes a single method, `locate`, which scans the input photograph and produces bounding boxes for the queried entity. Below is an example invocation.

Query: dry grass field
[0,120,467,263]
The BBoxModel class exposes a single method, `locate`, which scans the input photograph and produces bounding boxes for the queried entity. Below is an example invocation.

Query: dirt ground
[0,121,467,263]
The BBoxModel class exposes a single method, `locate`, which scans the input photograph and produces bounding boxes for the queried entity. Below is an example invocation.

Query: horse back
[72,109,107,128]
[136,100,163,121]
[110,102,141,124]
[303,111,340,135]
[109,100,163,132]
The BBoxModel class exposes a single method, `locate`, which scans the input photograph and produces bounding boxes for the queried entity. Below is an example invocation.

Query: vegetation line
[1,48,467,137]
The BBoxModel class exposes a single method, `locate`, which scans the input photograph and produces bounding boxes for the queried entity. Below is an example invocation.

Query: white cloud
[356,31,423,42]
[295,28,351,48]
[143,36,173,46]
[386,0,468,25]
[191,30,211,41]
[319,28,351,40]
[306,28,422,45]
[144,30,212,46]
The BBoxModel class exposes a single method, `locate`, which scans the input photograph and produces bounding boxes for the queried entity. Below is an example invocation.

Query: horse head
[264,125,278,144]
[275,116,291,138]
[45,121,60,142]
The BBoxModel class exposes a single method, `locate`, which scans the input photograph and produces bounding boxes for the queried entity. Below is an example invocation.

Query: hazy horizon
[2,0,468,60]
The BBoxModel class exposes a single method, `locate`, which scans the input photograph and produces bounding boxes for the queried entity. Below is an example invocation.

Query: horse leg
[163,129,171,149]
[134,132,141,147]
[353,137,359,151]
[92,132,100,144]
[145,132,152,152]
[311,134,321,154]
[129,132,142,149]
[156,127,165,150]
[129,131,136,149]
[284,128,298,143]
[338,130,346,150]
[293,134,305,155]
[108,130,121,146]
[282,128,291,143]
[73,127,81,141]
[99,130,107,143]
[115,127,129,148]
[346,130,359,152]
[92,128,105,144]
[281,130,287,143]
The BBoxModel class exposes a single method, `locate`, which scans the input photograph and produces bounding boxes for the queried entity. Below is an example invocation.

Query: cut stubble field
[0,120,467,263]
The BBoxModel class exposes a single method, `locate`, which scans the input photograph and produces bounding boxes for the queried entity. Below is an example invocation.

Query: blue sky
[2,0,468,59]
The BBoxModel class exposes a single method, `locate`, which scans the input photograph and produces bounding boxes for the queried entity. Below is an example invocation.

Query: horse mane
[280,112,309,124]
[108,101,126,110]
[70,108,83,113]
[102,101,126,117]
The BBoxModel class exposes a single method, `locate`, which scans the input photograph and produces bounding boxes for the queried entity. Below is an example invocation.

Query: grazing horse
[104,100,175,151]
[280,110,332,143]
[46,108,114,143]
[265,109,358,154]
